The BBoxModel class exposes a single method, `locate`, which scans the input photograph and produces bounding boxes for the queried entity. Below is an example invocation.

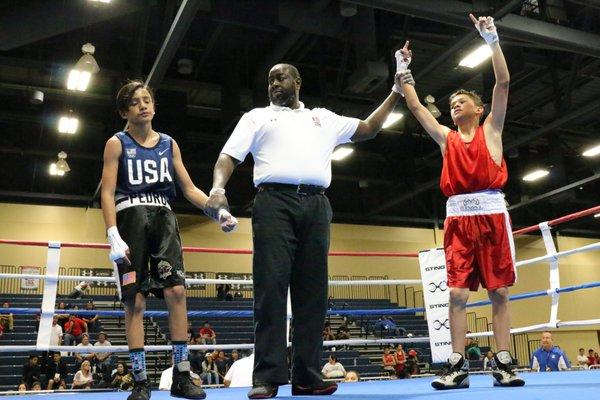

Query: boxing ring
[0,205,599,399]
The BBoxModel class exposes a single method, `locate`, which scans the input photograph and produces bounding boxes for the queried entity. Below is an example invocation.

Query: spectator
[68,281,90,299]
[374,316,402,337]
[483,351,497,370]
[321,355,346,379]
[531,331,570,371]
[576,348,588,369]
[344,370,360,382]
[111,362,133,390]
[17,383,27,392]
[189,336,205,372]
[72,360,94,389]
[63,314,88,346]
[83,302,101,332]
[199,322,217,345]
[327,296,335,310]
[587,349,598,367]
[0,301,14,331]
[227,350,240,370]
[200,354,219,385]
[382,347,397,376]
[214,350,229,382]
[335,322,351,341]
[322,323,335,341]
[186,321,195,342]
[394,344,407,378]
[21,355,41,388]
[94,332,115,378]
[216,284,233,301]
[465,331,482,360]
[31,381,42,391]
[406,349,420,376]
[224,353,254,387]
[49,316,63,347]
[75,334,95,368]
[46,352,67,390]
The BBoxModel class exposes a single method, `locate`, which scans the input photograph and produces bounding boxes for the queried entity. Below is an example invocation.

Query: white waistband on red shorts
[115,192,171,213]
[446,190,507,217]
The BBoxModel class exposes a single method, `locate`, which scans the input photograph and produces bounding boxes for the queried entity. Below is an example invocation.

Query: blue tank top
[115,131,177,200]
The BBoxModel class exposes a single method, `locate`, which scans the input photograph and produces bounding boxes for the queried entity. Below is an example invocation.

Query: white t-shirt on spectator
[77,343,94,358]
[224,354,254,387]
[50,324,63,346]
[321,362,346,378]
[94,340,112,361]
[159,367,173,390]
[577,354,589,369]
[73,370,94,386]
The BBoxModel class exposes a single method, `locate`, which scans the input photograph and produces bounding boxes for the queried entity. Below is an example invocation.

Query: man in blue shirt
[531,331,570,371]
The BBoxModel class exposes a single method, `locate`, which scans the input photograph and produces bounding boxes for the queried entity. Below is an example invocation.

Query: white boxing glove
[218,209,238,233]
[107,226,130,264]
[473,16,499,45]
[392,42,412,95]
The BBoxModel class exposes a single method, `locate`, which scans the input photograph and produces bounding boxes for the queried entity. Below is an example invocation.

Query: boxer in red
[396,14,525,389]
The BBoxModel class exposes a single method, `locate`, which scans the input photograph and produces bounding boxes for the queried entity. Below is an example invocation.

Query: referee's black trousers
[251,188,332,386]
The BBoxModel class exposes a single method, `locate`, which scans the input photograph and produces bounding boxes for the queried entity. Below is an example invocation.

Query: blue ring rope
[5,280,600,317]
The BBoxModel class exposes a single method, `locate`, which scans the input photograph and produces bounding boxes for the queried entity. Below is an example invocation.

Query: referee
[205,62,407,399]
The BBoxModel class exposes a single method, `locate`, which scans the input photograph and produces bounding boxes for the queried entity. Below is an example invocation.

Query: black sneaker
[171,361,206,399]
[291,381,338,396]
[247,383,279,399]
[128,380,151,400]
[431,352,470,390]
[492,351,525,387]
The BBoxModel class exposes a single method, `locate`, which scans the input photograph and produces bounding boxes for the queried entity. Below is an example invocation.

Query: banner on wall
[216,272,253,291]
[418,248,452,364]
[20,266,41,290]
[186,272,207,290]
[80,268,117,287]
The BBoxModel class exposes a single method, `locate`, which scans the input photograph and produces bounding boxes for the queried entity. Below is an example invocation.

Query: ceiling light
[459,44,492,68]
[49,152,70,176]
[382,112,404,129]
[582,144,600,157]
[332,147,354,161]
[522,169,549,182]
[67,43,99,91]
[424,95,441,119]
[58,115,79,134]
[89,0,111,4]
[594,213,600,218]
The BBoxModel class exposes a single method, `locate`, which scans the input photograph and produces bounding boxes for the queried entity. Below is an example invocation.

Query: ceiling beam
[348,0,600,58]
[507,172,600,212]
[0,0,142,51]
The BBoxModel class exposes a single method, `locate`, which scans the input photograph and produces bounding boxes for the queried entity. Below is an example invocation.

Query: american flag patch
[312,116,321,127]
[122,271,136,286]
[126,148,136,158]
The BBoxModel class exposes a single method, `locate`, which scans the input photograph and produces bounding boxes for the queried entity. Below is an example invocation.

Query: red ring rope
[1,205,596,255]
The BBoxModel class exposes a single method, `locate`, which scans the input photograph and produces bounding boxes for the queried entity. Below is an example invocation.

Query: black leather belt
[257,183,326,195]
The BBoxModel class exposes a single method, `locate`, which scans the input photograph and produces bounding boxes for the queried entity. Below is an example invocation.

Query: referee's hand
[204,192,229,221]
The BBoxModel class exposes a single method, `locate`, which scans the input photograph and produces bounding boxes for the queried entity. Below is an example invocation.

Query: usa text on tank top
[440,125,508,197]
[115,131,177,200]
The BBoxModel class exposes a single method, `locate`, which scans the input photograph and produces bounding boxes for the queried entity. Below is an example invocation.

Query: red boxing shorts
[443,190,516,291]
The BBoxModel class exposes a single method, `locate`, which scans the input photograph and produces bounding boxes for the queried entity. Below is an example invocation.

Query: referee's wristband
[209,188,225,196]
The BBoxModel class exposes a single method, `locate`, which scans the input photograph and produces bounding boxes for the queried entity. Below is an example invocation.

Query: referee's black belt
[257,183,326,195]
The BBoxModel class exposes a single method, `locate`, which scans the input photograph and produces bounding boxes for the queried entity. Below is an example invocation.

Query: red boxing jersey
[440,125,508,197]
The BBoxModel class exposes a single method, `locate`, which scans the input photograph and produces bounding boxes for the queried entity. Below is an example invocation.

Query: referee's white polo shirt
[221,102,360,188]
